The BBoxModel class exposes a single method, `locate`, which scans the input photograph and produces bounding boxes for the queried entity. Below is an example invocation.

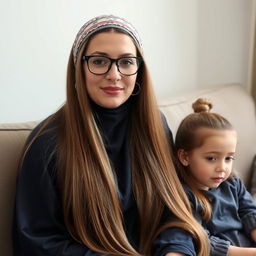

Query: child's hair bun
[192,98,213,113]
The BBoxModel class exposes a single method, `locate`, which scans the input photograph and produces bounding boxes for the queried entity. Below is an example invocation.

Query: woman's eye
[120,58,135,66]
[90,57,109,66]
[92,59,106,65]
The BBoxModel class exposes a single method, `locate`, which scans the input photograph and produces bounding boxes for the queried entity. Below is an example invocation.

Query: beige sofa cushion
[0,121,38,256]
[159,83,256,187]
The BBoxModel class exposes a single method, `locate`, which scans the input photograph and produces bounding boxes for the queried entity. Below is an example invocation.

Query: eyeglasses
[82,56,143,76]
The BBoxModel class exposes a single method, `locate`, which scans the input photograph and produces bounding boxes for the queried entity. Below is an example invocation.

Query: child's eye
[225,156,235,162]
[206,156,216,161]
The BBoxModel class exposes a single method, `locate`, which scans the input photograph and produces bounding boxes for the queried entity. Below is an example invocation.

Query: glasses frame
[82,55,143,76]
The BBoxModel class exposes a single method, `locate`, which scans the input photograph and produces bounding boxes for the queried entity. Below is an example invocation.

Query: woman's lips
[101,87,123,95]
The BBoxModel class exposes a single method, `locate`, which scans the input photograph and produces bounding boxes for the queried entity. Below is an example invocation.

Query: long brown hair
[175,98,234,221]
[23,31,209,256]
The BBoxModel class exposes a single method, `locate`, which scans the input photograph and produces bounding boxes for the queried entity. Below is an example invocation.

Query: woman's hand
[228,245,256,256]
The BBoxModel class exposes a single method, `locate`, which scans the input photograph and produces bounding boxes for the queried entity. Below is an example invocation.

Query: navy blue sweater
[13,100,196,256]
[184,178,256,256]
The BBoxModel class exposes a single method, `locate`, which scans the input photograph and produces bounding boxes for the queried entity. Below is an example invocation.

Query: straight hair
[21,30,210,256]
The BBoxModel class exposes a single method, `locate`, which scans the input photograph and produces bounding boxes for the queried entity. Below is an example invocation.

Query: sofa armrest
[0,121,38,256]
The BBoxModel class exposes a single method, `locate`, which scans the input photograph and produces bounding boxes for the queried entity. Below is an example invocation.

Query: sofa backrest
[0,121,38,256]
[159,83,256,187]
[1,83,255,255]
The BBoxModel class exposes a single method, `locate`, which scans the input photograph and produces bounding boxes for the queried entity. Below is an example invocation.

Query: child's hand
[250,228,256,242]
[228,245,256,256]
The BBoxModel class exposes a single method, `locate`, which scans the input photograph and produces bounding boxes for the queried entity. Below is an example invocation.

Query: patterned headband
[72,14,142,65]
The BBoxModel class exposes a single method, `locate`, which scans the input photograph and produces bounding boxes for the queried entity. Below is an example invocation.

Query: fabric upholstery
[1,83,255,255]
[0,121,38,256]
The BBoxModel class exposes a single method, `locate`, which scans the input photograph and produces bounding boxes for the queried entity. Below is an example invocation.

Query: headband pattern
[72,15,142,65]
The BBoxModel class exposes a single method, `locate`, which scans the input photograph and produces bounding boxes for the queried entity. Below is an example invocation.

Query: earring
[132,82,141,96]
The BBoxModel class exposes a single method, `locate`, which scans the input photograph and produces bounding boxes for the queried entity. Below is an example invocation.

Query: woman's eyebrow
[88,51,136,57]
[87,51,107,55]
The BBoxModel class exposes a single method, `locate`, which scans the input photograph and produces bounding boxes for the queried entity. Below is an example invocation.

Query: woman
[13,15,209,256]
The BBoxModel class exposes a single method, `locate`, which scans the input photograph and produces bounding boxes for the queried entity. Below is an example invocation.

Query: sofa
[1,83,256,255]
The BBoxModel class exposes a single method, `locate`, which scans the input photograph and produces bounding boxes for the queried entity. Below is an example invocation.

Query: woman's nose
[105,63,121,81]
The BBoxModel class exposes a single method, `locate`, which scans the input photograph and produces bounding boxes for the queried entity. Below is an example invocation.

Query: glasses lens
[118,57,140,75]
[86,56,141,75]
[88,56,110,74]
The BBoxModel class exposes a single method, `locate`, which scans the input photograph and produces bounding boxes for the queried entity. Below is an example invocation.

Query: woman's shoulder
[160,111,174,145]
[25,116,60,158]
[18,115,63,179]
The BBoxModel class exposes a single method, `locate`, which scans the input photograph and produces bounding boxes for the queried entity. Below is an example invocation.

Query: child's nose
[216,161,227,172]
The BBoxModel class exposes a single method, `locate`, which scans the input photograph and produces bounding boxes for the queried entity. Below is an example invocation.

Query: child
[174,98,256,256]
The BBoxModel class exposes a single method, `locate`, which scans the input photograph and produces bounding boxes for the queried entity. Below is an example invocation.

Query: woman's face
[84,32,138,108]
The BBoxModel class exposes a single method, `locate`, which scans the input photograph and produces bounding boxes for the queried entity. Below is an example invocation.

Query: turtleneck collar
[91,98,132,138]
[91,97,132,116]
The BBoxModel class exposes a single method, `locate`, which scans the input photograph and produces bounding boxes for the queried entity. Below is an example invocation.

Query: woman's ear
[177,149,189,166]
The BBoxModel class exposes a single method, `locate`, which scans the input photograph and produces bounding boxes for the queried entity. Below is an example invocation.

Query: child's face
[180,128,237,190]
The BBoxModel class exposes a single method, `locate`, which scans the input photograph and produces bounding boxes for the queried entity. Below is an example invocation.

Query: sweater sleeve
[153,226,196,256]
[184,185,230,256]
[12,129,111,256]
[235,178,256,234]
[209,236,230,256]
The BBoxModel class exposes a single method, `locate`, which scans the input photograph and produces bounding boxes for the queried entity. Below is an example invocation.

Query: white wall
[197,0,255,90]
[0,0,254,123]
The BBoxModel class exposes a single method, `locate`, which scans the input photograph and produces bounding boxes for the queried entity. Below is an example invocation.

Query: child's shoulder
[182,182,192,193]
[221,177,244,189]
[182,183,198,202]
[214,177,248,198]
